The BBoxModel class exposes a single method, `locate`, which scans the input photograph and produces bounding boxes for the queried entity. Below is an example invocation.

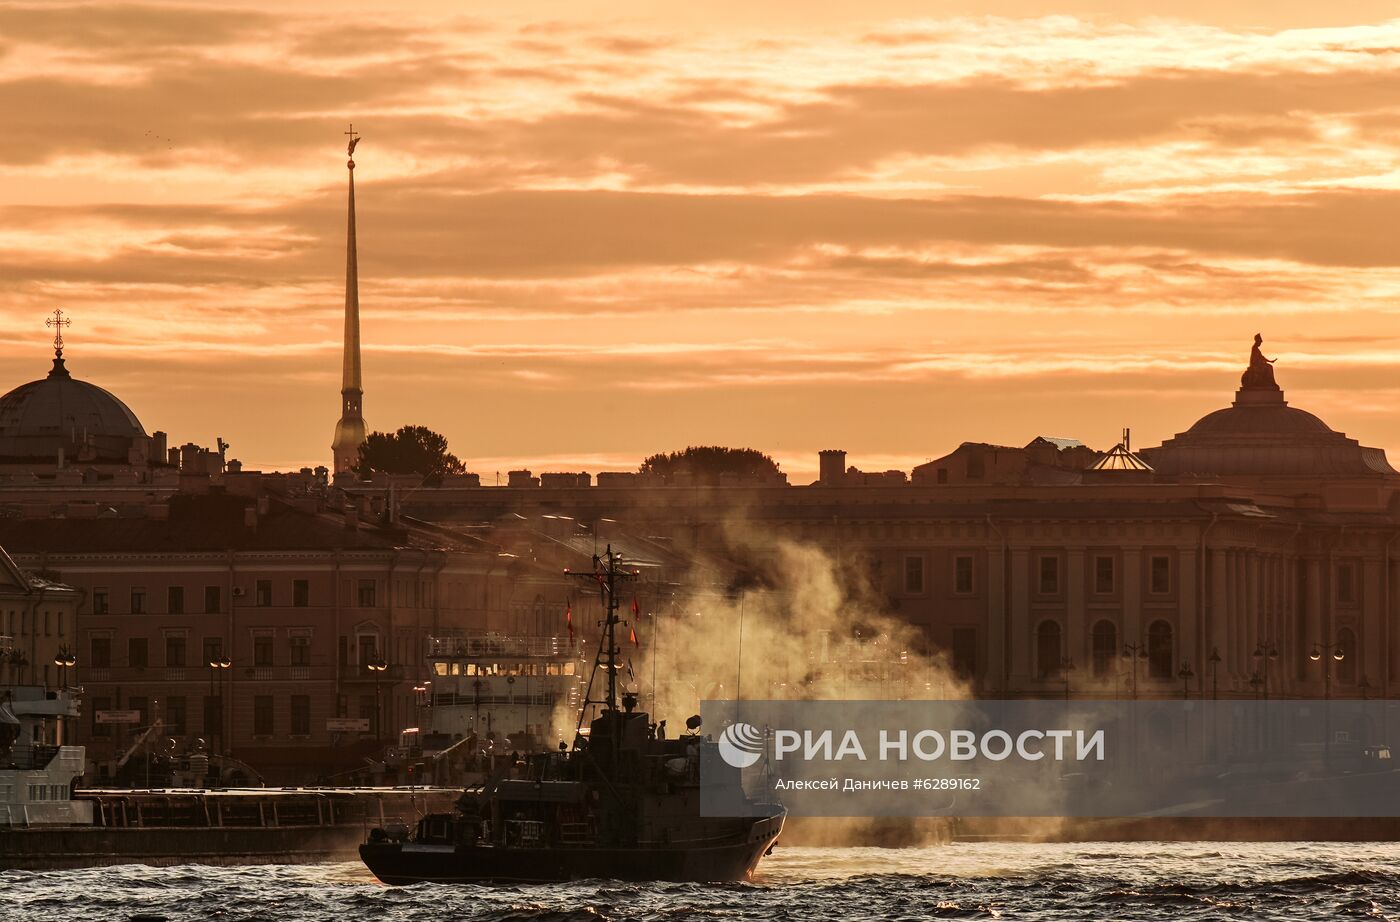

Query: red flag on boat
[566,602,575,643]
[629,625,640,647]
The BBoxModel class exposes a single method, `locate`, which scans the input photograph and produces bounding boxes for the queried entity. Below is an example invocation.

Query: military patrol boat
[358,547,785,884]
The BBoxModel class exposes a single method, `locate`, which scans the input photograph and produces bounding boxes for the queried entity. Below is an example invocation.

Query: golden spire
[342,123,361,392]
[332,125,368,474]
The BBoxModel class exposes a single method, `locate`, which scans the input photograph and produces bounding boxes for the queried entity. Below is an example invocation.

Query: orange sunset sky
[6,1,1400,481]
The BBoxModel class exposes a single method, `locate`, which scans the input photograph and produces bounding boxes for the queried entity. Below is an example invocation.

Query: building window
[92,590,109,615]
[357,580,377,607]
[293,580,310,607]
[1150,556,1171,595]
[1337,563,1357,604]
[290,636,311,667]
[951,627,977,679]
[167,696,187,736]
[255,580,272,607]
[204,586,222,614]
[128,637,148,669]
[167,586,185,615]
[90,636,111,668]
[1038,556,1059,594]
[1036,620,1062,679]
[290,695,311,736]
[358,695,375,723]
[936,469,948,484]
[903,555,925,594]
[130,588,146,615]
[165,635,187,668]
[1147,620,1173,679]
[1094,556,1115,594]
[1091,620,1117,677]
[253,634,274,667]
[202,637,223,665]
[953,556,974,595]
[253,696,274,737]
[90,695,112,738]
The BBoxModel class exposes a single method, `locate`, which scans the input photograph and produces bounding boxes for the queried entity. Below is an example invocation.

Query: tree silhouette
[355,425,466,480]
[639,446,781,484]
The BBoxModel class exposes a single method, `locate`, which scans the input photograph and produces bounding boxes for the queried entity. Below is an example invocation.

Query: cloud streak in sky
[1,2,1399,478]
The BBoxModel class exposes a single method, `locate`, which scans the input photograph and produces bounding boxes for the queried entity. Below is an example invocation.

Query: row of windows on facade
[2,609,66,638]
[894,553,1175,596]
[87,694,319,738]
[86,633,403,670]
[899,554,1365,602]
[88,634,312,669]
[88,579,386,615]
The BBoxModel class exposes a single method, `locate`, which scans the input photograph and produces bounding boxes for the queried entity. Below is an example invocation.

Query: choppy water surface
[3,843,1399,921]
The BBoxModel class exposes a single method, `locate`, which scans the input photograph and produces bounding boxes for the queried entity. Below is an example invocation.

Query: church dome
[0,354,148,463]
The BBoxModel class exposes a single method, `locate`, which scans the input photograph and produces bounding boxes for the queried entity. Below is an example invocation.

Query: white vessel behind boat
[0,685,90,827]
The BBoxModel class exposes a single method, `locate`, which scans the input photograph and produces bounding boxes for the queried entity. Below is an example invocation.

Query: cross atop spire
[45,308,70,357]
[345,123,360,160]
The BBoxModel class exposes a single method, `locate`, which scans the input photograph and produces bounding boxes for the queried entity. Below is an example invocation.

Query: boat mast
[568,545,631,736]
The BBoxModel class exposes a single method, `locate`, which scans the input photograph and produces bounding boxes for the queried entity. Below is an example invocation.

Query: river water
[2,843,1397,921]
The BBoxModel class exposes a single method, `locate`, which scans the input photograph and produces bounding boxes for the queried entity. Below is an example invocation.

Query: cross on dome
[45,308,70,357]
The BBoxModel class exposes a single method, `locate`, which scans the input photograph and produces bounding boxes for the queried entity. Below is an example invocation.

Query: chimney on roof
[819,449,847,486]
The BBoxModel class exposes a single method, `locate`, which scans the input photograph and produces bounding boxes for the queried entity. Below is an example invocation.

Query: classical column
[1233,550,1247,679]
[986,544,1007,692]
[1122,547,1142,643]
[1066,547,1086,668]
[1010,548,1031,686]
[1363,557,1383,692]
[1211,547,1229,677]
[1177,546,1198,687]
[1303,558,1322,686]
[1245,552,1260,678]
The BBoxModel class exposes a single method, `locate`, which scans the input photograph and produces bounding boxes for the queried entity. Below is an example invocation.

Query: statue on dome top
[1241,333,1278,389]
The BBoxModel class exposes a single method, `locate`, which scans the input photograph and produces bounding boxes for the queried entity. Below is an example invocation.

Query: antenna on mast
[566,545,639,740]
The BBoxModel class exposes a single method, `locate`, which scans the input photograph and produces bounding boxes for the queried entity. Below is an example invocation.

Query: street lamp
[1308,641,1346,700]
[1251,642,1279,700]
[52,646,76,688]
[208,654,231,755]
[1121,643,1149,699]
[1178,661,1195,700]
[1060,656,1075,701]
[368,657,388,741]
[1310,639,1346,773]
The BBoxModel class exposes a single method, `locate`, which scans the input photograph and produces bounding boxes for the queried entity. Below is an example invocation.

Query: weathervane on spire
[345,123,360,166]
[45,308,70,357]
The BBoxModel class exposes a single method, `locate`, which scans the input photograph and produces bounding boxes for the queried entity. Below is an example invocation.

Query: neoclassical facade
[381,344,1400,701]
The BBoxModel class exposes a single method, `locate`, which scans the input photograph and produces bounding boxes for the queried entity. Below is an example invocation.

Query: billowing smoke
[640,536,971,723]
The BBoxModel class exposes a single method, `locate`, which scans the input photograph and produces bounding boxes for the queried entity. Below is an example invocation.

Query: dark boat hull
[360,813,784,884]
